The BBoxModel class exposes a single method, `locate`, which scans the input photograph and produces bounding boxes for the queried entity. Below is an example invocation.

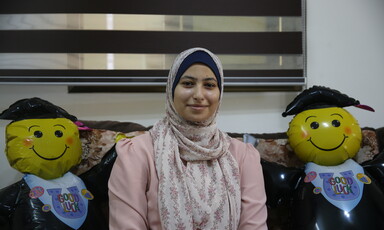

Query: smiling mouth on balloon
[308,135,348,151]
[30,145,69,160]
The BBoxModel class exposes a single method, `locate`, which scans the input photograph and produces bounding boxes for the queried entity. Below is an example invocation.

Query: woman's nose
[193,85,204,101]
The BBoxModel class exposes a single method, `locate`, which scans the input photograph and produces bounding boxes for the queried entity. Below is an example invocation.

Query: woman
[108,47,268,229]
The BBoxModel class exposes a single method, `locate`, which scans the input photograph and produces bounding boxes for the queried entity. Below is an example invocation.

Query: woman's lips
[188,104,208,110]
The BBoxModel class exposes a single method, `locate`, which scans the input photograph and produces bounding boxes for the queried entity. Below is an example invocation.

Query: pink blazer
[108,133,268,230]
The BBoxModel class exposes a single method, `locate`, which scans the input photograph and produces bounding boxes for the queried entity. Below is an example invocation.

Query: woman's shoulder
[118,131,152,143]
[116,132,153,156]
[229,136,254,152]
[229,137,261,165]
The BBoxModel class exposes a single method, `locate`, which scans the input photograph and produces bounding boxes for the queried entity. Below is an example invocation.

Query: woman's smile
[188,104,208,111]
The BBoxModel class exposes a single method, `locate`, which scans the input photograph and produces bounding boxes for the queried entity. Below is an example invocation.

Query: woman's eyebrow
[180,75,196,81]
[181,75,217,81]
[203,77,217,82]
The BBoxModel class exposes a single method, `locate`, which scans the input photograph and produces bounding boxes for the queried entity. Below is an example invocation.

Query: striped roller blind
[0,0,305,92]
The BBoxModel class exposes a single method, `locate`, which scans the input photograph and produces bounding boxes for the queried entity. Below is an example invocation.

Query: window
[0,0,305,92]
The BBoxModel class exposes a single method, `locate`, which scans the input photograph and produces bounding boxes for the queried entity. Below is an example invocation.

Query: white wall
[1,0,383,187]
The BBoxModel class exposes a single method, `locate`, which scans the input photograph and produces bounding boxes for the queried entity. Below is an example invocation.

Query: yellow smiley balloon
[287,107,362,166]
[5,118,82,179]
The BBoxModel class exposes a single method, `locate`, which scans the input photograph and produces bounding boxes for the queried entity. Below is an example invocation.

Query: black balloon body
[295,155,384,230]
[0,177,107,230]
[262,147,384,230]
[0,146,116,230]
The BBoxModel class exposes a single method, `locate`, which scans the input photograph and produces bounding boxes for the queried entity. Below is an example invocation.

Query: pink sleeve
[108,138,150,230]
[238,143,268,230]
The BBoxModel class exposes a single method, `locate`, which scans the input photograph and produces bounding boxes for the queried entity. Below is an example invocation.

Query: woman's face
[173,63,220,123]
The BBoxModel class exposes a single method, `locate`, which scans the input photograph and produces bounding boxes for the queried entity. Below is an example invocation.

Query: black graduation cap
[0,97,77,121]
[282,85,374,117]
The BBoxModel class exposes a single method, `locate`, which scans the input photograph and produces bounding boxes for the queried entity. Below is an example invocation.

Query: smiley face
[287,107,362,166]
[5,118,82,179]
[27,123,70,160]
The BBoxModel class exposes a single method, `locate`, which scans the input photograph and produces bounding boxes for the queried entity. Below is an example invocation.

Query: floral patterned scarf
[149,47,241,229]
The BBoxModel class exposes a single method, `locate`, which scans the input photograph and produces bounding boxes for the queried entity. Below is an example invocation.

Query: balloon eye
[310,122,319,129]
[55,130,63,138]
[34,131,43,138]
[332,120,341,127]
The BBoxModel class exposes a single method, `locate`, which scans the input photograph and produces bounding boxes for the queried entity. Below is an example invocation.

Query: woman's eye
[205,82,217,88]
[310,122,319,129]
[55,130,63,137]
[34,131,43,138]
[332,120,341,127]
[181,81,194,87]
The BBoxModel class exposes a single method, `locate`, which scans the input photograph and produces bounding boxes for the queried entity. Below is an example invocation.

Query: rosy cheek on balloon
[344,127,352,135]
[23,138,33,147]
[66,137,74,145]
[301,130,309,139]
